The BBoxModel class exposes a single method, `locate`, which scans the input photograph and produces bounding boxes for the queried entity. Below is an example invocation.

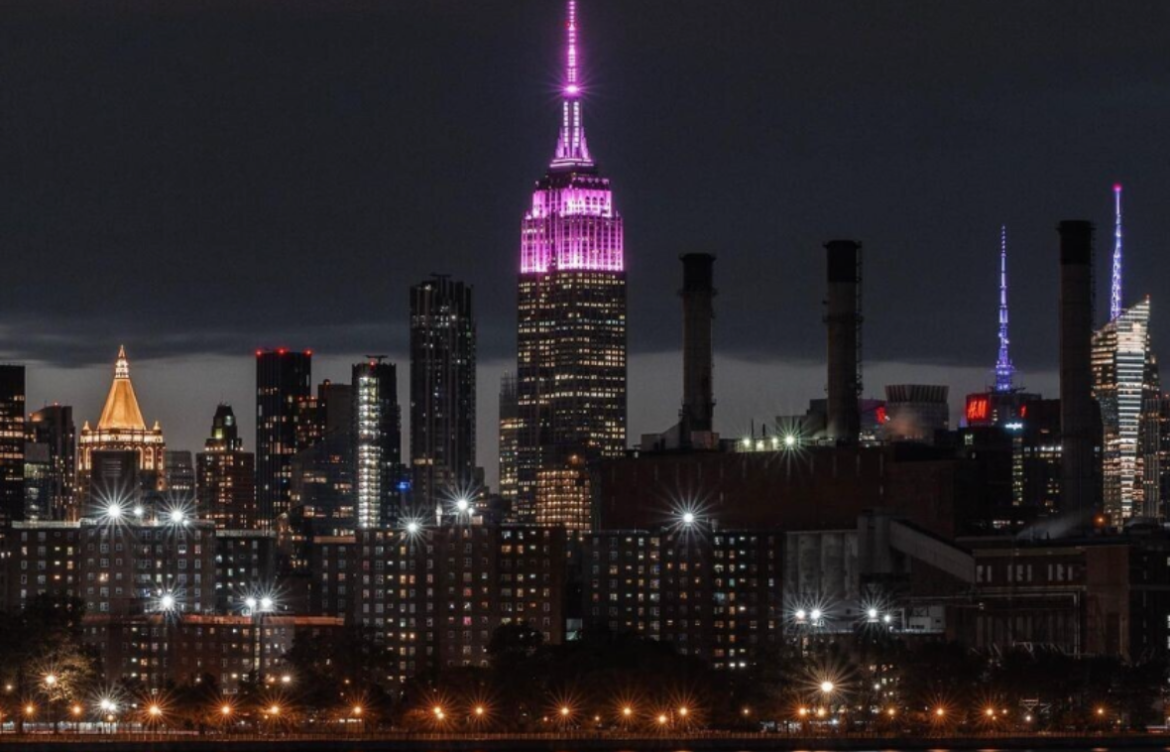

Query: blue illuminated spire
[1110,183,1123,322]
[994,225,1014,393]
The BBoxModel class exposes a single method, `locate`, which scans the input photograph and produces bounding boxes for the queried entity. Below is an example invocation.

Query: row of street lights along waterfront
[0,691,1127,736]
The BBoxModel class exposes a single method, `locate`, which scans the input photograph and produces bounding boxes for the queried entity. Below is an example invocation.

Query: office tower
[516,0,627,528]
[410,276,476,509]
[1140,357,1162,516]
[1058,221,1097,524]
[0,365,25,524]
[79,347,165,513]
[1093,297,1156,521]
[26,405,76,520]
[255,349,312,526]
[353,359,401,527]
[291,380,356,532]
[166,450,195,501]
[1160,393,1170,517]
[498,373,520,515]
[196,404,257,529]
[824,240,862,444]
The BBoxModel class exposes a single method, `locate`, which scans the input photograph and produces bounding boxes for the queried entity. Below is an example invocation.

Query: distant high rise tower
[353,359,401,528]
[1093,297,1155,521]
[994,226,1015,393]
[516,0,627,528]
[290,379,357,532]
[498,373,520,513]
[410,276,476,510]
[197,404,257,529]
[26,404,76,520]
[166,451,196,501]
[79,347,166,512]
[255,349,312,526]
[0,365,25,524]
[1110,184,1124,322]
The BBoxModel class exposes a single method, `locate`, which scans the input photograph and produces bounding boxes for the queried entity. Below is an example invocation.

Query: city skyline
[2,1,1168,489]
[4,0,1170,734]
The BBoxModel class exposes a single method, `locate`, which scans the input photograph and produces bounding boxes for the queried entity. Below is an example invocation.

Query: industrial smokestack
[825,240,862,444]
[1058,220,1096,525]
[680,254,716,443]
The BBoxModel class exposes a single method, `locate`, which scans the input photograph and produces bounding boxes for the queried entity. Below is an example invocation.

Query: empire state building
[514,0,626,530]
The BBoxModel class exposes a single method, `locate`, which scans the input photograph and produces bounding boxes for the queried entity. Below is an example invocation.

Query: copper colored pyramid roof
[97,345,148,431]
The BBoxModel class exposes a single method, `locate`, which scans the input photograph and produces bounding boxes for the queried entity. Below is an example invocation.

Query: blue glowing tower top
[994,225,1015,393]
[1110,183,1123,322]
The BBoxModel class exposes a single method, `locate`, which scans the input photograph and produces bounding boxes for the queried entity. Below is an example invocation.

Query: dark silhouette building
[26,405,76,521]
[410,276,476,510]
[255,349,312,526]
[290,379,356,532]
[0,365,25,524]
[197,404,257,529]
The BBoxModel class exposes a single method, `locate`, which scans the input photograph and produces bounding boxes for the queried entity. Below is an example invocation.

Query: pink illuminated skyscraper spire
[1110,183,1123,322]
[551,0,592,168]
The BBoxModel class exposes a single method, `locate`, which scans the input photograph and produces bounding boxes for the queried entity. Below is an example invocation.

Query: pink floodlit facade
[520,0,624,274]
[512,0,628,528]
[521,185,623,273]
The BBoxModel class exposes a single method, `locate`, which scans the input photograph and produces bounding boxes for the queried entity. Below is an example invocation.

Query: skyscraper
[26,405,76,520]
[410,276,476,509]
[165,450,196,501]
[353,359,401,528]
[1093,297,1156,521]
[0,365,25,524]
[516,0,627,528]
[290,379,356,533]
[498,373,520,515]
[79,347,166,513]
[255,349,312,526]
[196,404,257,529]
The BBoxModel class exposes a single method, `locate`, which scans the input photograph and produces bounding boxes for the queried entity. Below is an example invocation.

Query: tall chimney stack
[825,240,862,444]
[680,253,716,442]
[1058,220,1096,524]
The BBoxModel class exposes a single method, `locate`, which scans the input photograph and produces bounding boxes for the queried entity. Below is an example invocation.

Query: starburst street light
[820,680,834,694]
[682,512,695,525]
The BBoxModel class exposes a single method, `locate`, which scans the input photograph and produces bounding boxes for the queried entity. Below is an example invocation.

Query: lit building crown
[521,0,623,275]
[97,345,148,432]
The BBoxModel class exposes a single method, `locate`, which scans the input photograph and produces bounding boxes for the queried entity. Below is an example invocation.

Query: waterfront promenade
[0,731,1162,751]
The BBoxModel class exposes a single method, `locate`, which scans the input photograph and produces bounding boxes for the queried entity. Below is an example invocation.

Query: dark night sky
[2,0,1168,486]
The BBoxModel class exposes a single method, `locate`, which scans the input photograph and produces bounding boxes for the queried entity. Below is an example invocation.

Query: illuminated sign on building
[966,395,991,425]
